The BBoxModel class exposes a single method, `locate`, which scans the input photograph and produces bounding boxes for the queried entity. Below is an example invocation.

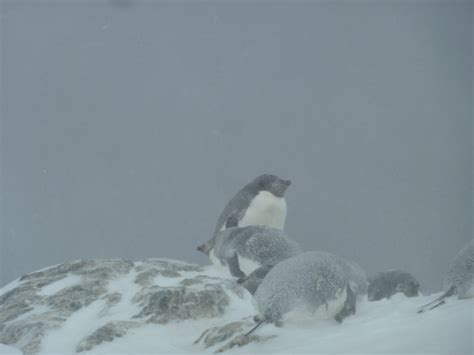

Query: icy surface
[0,258,472,354]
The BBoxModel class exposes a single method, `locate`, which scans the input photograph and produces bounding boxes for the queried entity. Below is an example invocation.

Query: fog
[1,0,472,293]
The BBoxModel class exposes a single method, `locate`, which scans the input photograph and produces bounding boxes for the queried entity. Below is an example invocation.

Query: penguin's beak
[284,179,292,186]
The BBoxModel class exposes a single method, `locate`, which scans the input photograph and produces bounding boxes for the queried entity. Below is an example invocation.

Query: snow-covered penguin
[368,270,420,301]
[210,225,301,279]
[240,249,367,297]
[418,239,474,313]
[246,251,367,335]
[197,174,291,255]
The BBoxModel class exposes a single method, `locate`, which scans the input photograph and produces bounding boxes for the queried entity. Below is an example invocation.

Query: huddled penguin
[418,239,474,313]
[240,249,367,297]
[197,174,291,255]
[368,270,420,301]
[210,225,301,279]
[246,251,368,335]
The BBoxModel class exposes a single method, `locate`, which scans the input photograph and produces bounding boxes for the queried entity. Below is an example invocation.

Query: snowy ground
[1,262,473,354]
[76,293,473,354]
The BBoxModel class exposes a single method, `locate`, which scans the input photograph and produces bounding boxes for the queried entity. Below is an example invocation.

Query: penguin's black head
[396,277,420,298]
[252,174,291,198]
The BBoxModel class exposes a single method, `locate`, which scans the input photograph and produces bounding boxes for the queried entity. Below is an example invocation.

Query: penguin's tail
[244,319,266,337]
[417,285,455,313]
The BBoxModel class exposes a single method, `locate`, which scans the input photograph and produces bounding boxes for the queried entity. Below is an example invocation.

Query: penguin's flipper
[417,286,455,314]
[335,284,356,323]
[225,213,239,228]
[228,253,246,278]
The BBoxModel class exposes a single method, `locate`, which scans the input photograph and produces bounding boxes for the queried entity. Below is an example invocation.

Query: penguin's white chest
[239,191,287,230]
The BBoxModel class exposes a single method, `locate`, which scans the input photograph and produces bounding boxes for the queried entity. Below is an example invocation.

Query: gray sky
[1,0,472,293]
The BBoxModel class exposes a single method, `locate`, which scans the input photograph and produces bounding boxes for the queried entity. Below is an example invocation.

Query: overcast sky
[1,0,472,292]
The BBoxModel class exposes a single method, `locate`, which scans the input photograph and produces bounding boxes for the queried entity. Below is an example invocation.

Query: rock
[0,258,246,354]
[194,317,255,347]
[134,269,181,287]
[76,320,139,352]
[44,281,108,312]
[0,322,52,355]
[194,317,276,352]
[215,334,276,353]
[132,281,240,323]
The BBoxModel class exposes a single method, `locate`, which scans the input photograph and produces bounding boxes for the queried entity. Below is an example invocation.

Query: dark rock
[76,321,139,352]
[135,268,181,287]
[45,281,107,312]
[132,282,238,323]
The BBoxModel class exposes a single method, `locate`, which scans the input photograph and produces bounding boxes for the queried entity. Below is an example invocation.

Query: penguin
[211,225,301,279]
[368,270,420,301]
[246,251,365,336]
[197,174,291,256]
[238,249,367,297]
[418,239,473,313]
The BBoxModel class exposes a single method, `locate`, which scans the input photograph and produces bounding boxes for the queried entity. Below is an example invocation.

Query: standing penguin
[418,239,474,313]
[197,174,291,255]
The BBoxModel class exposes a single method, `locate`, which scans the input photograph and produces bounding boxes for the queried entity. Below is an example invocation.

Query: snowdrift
[0,258,472,354]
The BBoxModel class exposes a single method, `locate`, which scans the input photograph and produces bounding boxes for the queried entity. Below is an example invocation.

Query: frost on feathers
[254,251,357,323]
[213,226,301,275]
[444,239,474,299]
[340,259,368,296]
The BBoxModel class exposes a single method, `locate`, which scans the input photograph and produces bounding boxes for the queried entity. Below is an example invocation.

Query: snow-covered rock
[0,259,249,354]
[0,258,472,354]
[194,316,276,352]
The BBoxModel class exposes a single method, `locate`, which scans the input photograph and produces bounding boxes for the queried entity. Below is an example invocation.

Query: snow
[2,261,473,354]
[37,274,82,296]
[0,278,25,297]
[237,293,473,354]
[63,291,473,354]
[40,298,109,353]
[0,344,22,355]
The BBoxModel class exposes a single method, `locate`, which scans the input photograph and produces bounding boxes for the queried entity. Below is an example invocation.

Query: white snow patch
[40,298,108,353]
[37,274,82,296]
[0,344,23,355]
[0,278,25,297]
[39,270,141,353]
[104,270,142,318]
